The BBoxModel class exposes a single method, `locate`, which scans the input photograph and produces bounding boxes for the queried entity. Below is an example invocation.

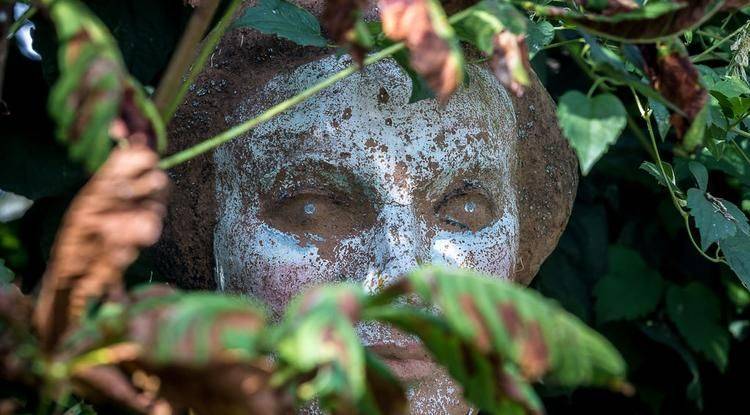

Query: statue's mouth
[367,342,435,381]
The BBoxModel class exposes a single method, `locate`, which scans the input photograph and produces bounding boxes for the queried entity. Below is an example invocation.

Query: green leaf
[666,283,730,371]
[682,102,709,153]
[231,0,328,47]
[381,266,627,389]
[454,0,527,54]
[640,161,679,193]
[127,291,267,365]
[648,97,671,140]
[688,161,709,191]
[47,0,166,171]
[63,402,98,415]
[0,259,14,285]
[720,233,750,290]
[392,49,435,103]
[275,285,369,409]
[686,188,750,250]
[366,306,545,415]
[593,246,664,323]
[526,20,554,58]
[557,91,627,175]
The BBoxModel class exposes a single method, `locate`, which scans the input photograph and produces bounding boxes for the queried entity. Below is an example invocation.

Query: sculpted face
[214,55,518,414]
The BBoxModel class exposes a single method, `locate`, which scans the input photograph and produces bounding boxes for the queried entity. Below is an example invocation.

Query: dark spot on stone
[340,152,351,158]
[385,117,393,126]
[378,87,390,104]
[365,138,377,149]
[342,107,352,120]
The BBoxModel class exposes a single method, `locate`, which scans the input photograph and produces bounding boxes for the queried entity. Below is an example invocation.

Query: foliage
[2,0,750,414]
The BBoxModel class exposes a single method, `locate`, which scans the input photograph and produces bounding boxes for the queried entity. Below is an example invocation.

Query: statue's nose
[369,204,422,289]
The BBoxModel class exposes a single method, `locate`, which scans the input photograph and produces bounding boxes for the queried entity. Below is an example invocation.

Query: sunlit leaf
[231,0,328,47]
[557,91,627,174]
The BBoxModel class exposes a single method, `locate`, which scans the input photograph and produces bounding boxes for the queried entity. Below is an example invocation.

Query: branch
[160,0,244,123]
[153,0,221,118]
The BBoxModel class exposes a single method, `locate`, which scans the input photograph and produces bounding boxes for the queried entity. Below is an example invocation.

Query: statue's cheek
[428,218,517,278]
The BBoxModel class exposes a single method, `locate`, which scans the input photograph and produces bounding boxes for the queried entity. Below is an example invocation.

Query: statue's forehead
[219,56,517,197]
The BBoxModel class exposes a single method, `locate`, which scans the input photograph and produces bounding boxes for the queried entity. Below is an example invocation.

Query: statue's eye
[435,192,494,232]
[264,191,374,238]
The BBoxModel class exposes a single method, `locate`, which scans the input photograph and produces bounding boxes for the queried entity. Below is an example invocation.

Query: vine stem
[161,0,244,123]
[631,88,725,264]
[158,42,405,169]
[154,0,222,117]
[692,23,747,63]
[158,7,475,169]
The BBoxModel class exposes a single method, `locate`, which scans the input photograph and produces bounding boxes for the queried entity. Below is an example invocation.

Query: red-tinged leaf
[391,266,627,388]
[33,145,169,351]
[570,0,722,42]
[575,0,639,15]
[47,0,166,172]
[639,42,708,140]
[379,0,463,102]
[321,0,369,63]
[489,31,531,97]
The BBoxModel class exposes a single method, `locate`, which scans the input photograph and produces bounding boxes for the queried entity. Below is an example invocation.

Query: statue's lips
[367,342,435,381]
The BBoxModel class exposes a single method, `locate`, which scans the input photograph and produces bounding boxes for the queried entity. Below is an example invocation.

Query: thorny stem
[158,42,406,169]
[159,8,475,169]
[631,89,725,264]
[161,0,244,123]
[154,0,222,120]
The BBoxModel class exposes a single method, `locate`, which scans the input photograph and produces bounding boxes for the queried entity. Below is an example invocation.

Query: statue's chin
[406,367,471,415]
[297,368,470,415]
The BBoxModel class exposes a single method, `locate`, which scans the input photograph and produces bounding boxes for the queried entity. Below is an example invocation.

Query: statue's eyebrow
[262,159,381,205]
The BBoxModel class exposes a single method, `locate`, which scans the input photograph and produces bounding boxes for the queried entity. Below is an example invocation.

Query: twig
[692,23,747,63]
[153,0,222,118]
[160,0,243,123]
[6,5,36,40]
[158,7,475,169]
[158,42,406,169]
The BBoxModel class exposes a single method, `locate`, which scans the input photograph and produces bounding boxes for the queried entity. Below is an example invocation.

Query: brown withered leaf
[379,0,463,101]
[73,365,160,414]
[33,145,168,351]
[489,31,531,97]
[639,43,708,139]
[322,0,368,63]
